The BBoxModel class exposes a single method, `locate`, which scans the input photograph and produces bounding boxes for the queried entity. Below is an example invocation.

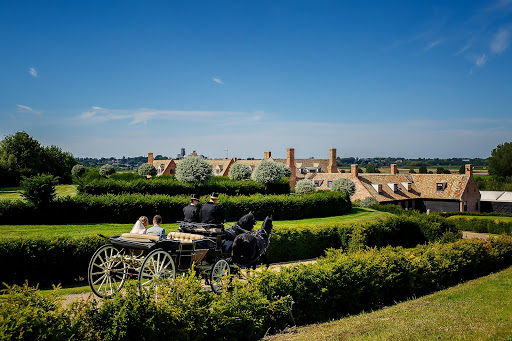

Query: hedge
[0,214,455,285]
[2,237,512,340]
[447,216,512,235]
[76,176,291,196]
[0,191,350,224]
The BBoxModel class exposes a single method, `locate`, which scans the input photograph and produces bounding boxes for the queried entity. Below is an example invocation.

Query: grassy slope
[266,266,512,341]
[0,208,390,239]
[0,185,77,200]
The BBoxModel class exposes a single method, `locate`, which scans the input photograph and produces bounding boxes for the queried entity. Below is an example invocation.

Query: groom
[146,215,166,239]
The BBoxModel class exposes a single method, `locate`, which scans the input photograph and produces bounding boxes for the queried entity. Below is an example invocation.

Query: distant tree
[99,164,116,177]
[276,162,292,177]
[436,167,445,174]
[175,155,212,185]
[331,178,356,197]
[71,164,86,176]
[21,174,59,207]
[458,165,465,174]
[294,179,315,194]
[444,169,452,174]
[360,196,379,208]
[419,166,428,174]
[40,145,77,183]
[251,160,283,187]
[228,162,252,181]
[365,164,378,173]
[489,142,512,178]
[0,131,42,170]
[409,168,416,174]
[138,163,157,177]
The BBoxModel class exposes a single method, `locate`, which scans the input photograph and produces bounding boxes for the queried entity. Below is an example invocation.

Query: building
[306,164,481,213]
[480,191,512,213]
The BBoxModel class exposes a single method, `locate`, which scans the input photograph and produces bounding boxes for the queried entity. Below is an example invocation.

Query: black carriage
[88,223,233,298]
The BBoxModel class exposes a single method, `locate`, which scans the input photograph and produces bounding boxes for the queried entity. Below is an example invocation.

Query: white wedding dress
[130,220,147,234]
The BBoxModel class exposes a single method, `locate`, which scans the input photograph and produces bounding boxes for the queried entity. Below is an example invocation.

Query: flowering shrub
[294,179,315,194]
[276,162,292,177]
[361,196,379,208]
[331,178,356,197]
[175,156,212,185]
[228,162,252,181]
[251,160,283,186]
[99,164,115,177]
[71,164,86,176]
[138,163,157,177]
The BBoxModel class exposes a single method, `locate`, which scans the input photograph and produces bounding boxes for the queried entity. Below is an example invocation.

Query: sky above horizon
[1,1,511,160]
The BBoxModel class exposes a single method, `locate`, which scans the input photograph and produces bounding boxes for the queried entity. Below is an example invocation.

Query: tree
[0,131,42,170]
[71,164,86,176]
[436,167,445,174]
[99,164,116,177]
[138,163,157,177]
[175,155,212,185]
[295,179,315,194]
[419,165,428,174]
[251,160,283,186]
[489,142,512,178]
[365,164,378,173]
[360,196,379,208]
[331,178,356,197]
[409,168,416,174]
[228,162,252,181]
[276,162,292,177]
[21,174,59,207]
[458,165,465,174]
[40,145,77,183]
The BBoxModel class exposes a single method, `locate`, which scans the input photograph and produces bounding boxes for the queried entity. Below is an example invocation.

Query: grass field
[0,185,77,200]
[266,266,512,341]
[0,208,389,239]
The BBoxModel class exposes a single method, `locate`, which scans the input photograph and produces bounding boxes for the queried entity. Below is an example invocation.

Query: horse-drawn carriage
[88,214,272,298]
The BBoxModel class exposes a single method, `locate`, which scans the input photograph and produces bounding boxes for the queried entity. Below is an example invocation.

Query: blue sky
[1,1,511,159]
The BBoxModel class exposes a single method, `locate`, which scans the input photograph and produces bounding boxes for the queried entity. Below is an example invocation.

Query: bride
[130,216,149,234]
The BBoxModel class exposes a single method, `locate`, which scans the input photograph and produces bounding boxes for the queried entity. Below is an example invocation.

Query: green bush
[99,164,115,177]
[71,164,86,176]
[228,162,252,181]
[109,172,144,181]
[360,196,379,208]
[21,174,59,207]
[176,155,212,185]
[251,159,283,186]
[331,178,356,197]
[294,179,315,194]
[137,163,157,177]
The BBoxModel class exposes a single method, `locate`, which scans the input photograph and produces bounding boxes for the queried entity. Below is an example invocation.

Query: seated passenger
[130,216,148,234]
[146,215,166,239]
[183,194,201,223]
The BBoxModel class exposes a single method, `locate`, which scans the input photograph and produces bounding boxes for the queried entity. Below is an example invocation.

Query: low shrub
[360,196,379,208]
[447,216,512,235]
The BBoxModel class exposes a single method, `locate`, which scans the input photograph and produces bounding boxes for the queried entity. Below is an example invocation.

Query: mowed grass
[0,208,387,239]
[265,266,512,341]
[0,185,78,200]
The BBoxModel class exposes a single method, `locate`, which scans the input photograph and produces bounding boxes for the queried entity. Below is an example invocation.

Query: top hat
[190,194,199,201]
[210,192,219,200]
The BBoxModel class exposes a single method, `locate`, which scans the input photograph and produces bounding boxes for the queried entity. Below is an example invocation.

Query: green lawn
[0,208,387,239]
[0,185,78,200]
[266,266,512,341]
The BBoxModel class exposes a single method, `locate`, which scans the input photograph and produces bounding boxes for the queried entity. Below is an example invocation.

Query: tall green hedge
[0,191,350,224]
[77,176,290,196]
[2,237,512,340]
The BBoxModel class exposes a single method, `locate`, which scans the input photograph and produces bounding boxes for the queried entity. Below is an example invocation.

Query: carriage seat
[167,232,204,244]
[120,233,160,243]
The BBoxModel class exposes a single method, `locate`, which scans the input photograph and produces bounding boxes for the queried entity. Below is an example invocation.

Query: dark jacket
[200,201,223,224]
[183,204,200,223]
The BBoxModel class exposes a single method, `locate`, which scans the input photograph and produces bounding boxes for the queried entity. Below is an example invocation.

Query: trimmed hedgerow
[447,216,512,235]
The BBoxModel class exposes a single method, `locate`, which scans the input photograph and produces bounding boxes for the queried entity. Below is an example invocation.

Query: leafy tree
[0,131,42,170]
[294,179,315,194]
[21,174,59,206]
[175,156,212,185]
[276,162,292,177]
[458,165,465,174]
[71,164,86,176]
[138,163,157,177]
[419,165,428,174]
[489,142,512,178]
[360,196,379,208]
[40,145,77,183]
[251,160,283,187]
[331,178,356,197]
[365,164,377,173]
[436,167,445,174]
[228,162,252,181]
[99,164,116,177]
[409,168,416,174]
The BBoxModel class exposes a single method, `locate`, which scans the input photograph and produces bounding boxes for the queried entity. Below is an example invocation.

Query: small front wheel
[210,258,231,294]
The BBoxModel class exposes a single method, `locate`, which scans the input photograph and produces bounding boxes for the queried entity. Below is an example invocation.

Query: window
[314,180,320,187]
[436,182,446,192]
[169,168,175,174]
[463,201,467,212]
[327,180,332,188]
[475,200,479,211]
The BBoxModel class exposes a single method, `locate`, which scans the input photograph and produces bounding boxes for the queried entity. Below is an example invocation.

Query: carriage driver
[200,192,223,224]
[183,194,201,223]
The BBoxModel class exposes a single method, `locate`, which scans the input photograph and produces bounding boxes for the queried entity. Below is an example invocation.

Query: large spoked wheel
[211,258,231,294]
[138,249,176,294]
[88,245,127,298]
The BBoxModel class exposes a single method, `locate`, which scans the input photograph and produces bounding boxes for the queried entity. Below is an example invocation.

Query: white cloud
[473,53,487,66]
[490,28,510,54]
[16,104,41,114]
[29,67,38,77]
[212,78,224,84]
[425,40,441,51]
[454,41,473,56]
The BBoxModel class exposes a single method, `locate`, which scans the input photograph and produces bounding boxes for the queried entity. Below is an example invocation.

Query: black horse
[223,211,257,241]
[231,216,273,269]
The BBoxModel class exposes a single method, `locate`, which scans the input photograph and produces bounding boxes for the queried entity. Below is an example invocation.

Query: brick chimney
[148,152,154,164]
[264,151,271,159]
[390,164,398,175]
[351,164,359,177]
[465,164,473,177]
[287,148,297,189]
[328,148,338,173]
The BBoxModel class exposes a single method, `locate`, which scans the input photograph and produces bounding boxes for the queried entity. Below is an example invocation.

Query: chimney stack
[465,164,473,177]
[351,164,359,177]
[148,152,154,164]
[264,151,271,159]
[328,148,338,173]
[287,148,296,189]
[391,164,398,175]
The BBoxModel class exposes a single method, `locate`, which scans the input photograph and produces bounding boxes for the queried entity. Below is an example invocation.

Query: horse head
[237,211,257,231]
[261,215,273,236]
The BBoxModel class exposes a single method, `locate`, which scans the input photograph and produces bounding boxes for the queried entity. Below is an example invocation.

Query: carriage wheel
[210,258,231,294]
[138,249,176,294]
[88,245,127,298]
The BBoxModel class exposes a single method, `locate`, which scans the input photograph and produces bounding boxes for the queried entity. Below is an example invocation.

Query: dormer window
[387,183,400,193]
[436,182,447,192]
